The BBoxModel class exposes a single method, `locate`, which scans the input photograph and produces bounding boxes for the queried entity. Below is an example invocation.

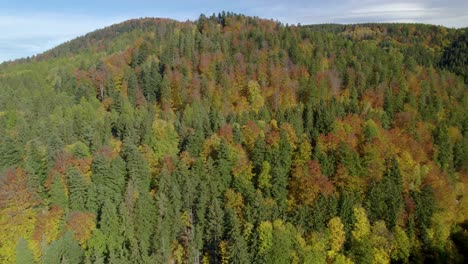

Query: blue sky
[1,0,467,62]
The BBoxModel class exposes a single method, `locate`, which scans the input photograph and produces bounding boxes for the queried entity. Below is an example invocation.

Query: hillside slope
[0,13,467,264]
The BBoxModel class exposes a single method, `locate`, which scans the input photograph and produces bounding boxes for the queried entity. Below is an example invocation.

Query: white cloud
[298,1,466,27]
[242,0,467,27]
[351,3,428,15]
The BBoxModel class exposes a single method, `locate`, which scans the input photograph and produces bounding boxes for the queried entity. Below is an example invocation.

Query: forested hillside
[0,13,467,263]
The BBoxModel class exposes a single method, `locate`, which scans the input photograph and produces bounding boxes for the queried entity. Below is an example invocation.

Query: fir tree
[15,238,34,264]
[49,173,68,209]
[23,140,48,198]
[41,231,84,264]
[67,167,87,211]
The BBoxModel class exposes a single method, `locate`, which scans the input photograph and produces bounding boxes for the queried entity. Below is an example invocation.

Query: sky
[0,0,467,62]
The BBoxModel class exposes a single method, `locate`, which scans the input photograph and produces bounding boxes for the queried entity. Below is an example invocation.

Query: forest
[0,12,467,263]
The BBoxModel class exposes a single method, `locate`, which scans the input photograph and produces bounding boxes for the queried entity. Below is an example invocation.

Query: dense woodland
[0,13,467,263]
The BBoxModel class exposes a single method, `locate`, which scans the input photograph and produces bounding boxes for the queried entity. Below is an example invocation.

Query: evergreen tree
[86,182,99,213]
[215,139,233,193]
[338,191,359,235]
[314,146,336,178]
[314,100,334,135]
[154,165,183,263]
[251,137,266,175]
[269,131,292,215]
[92,153,126,206]
[367,157,403,228]
[123,142,151,193]
[134,192,157,259]
[125,68,138,106]
[15,238,34,264]
[0,135,22,172]
[206,198,224,262]
[23,140,48,198]
[434,124,454,172]
[383,87,395,121]
[336,141,363,177]
[160,74,171,109]
[67,167,87,211]
[348,84,359,113]
[185,128,205,157]
[99,199,123,261]
[141,62,162,102]
[411,186,436,230]
[49,173,68,209]
[453,137,467,171]
[41,231,84,264]
[226,209,249,264]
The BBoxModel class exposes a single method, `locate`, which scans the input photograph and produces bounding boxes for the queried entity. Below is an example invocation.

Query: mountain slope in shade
[440,30,468,82]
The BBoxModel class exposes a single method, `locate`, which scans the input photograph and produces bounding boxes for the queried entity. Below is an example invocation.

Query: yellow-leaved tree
[327,217,346,259]
[149,116,179,161]
[0,169,38,263]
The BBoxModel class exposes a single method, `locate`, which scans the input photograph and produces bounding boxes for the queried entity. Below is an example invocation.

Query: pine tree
[216,139,233,193]
[109,156,126,200]
[383,87,395,121]
[41,231,84,264]
[206,198,224,262]
[160,74,171,110]
[338,191,358,235]
[23,140,48,198]
[314,146,336,178]
[134,192,157,259]
[0,135,22,172]
[49,173,68,209]
[123,142,151,194]
[100,199,123,261]
[453,137,467,171]
[125,68,138,106]
[314,100,334,135]
[411,185,436,230]
[185,129,205,157]
[91,154,111,205]
[141,62,162,102]
[251,137,266,175]
[434,124,454,172]
[269,132,292,214]
[91,154,126,205]
[336,141,364,177]
[226,209,249,264]
[15,238,34,264]
[303,99,317,142]
[86,182,99,213]
[367,157,403,228]
[154,164,183,263]
[119,181,140,263]
[46,133,64,165]
[67,167,87,211]
[348,83,359,113]
[385,157,403,228]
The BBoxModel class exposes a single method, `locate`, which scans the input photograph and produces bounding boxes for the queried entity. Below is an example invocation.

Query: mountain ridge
[2,15,465,66]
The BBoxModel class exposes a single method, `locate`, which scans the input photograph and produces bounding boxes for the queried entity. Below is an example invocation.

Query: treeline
[0,13,467,264]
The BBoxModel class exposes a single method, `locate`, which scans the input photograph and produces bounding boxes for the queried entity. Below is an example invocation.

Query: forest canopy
[0,13,467,264]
